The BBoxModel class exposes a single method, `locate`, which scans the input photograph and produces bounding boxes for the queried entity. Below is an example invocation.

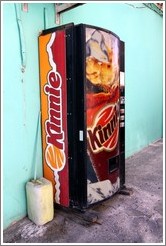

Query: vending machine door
[77,25,121,206]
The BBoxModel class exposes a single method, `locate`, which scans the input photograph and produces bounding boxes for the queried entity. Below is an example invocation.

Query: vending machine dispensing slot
[38,23,125,210]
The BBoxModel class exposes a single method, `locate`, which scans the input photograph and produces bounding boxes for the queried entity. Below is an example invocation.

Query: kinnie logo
[44,33,66,173]
[87,104,119,153]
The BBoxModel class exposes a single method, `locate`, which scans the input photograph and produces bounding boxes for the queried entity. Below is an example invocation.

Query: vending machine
[38,23,125,210]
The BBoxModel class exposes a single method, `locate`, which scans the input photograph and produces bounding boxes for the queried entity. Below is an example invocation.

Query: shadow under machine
[38,23,125,210]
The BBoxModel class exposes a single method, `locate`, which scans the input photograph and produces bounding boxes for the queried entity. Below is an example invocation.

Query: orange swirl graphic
[45,144,65,172]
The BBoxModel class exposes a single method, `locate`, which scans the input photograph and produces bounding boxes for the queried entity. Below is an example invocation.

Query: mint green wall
[61,3,163,157]
[2,3,55,229]
[3,3,163,229]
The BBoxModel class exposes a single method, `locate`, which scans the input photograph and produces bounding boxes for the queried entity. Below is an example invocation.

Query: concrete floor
[3,139,163,244]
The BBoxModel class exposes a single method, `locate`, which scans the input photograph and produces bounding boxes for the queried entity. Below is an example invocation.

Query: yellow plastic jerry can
[26,177,54,225]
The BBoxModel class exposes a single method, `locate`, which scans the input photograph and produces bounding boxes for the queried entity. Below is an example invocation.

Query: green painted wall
[61,2,163,157]
[2,3,163,229]
[2,3,55,229]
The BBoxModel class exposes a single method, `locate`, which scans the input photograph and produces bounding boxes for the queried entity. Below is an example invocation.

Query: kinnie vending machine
[38,23,125,210]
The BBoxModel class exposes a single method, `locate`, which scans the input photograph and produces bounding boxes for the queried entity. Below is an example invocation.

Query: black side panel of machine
[74,24,87,209]
[66,24,87,209]
[119,40,125,187]
[66,26,79,207]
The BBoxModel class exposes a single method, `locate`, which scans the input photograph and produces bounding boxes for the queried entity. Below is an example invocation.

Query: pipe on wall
[14,3,27,72]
